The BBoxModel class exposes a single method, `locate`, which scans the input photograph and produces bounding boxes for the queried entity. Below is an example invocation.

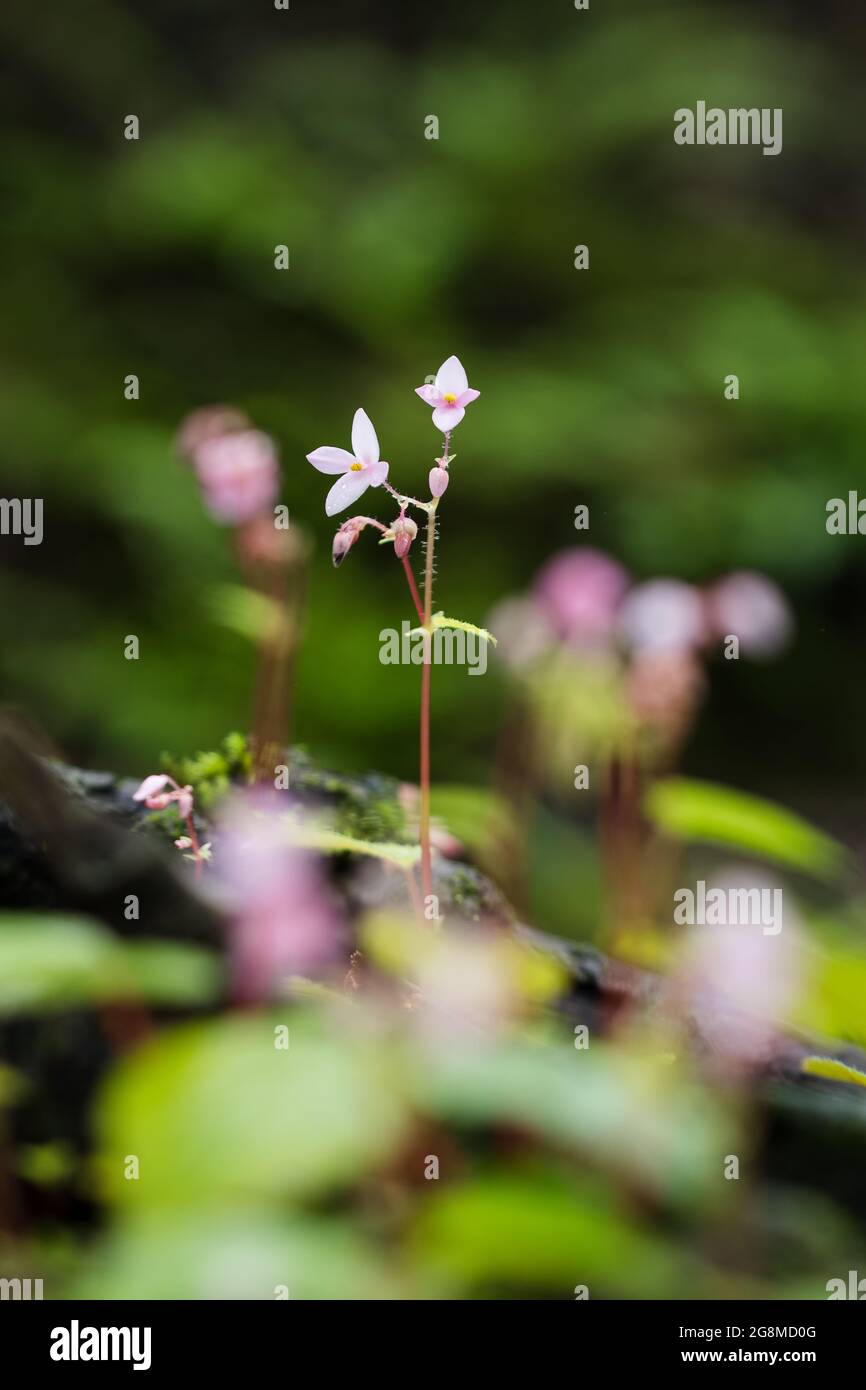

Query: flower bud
[429,465,450,498]
[392,514,418,559]
[332,517,364,567]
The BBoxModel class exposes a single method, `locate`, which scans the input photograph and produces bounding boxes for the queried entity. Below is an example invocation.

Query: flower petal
[456,387,480,407]
[415,384,440,405]
[306,446,354,475]
[325,469,371,516]
[432,403,466,432]
[133,774,170,802]
[435,355,468,396]
[365,460,389,487]
[351,408,379,465]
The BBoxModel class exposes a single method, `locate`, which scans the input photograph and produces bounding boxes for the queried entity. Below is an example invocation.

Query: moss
[159,732,252,816]
[289,756,409,844]
[145,737,408,847]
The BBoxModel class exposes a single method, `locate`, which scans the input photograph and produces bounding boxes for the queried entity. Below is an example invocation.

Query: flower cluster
[306,355,479,565]
[493,549,793,666]
[489,548,794,766]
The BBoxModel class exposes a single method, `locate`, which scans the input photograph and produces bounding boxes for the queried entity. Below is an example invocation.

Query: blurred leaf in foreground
[0,914,220,1015]
[95,1012,408,1209]
[65,1213,409,1301]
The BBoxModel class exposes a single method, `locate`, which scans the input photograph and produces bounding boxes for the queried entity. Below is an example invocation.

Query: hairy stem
[419,497,438,905]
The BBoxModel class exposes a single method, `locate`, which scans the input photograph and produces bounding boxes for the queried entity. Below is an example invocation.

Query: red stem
[420,655,432,902]
[401,555,424,624]
[185,811,203,879]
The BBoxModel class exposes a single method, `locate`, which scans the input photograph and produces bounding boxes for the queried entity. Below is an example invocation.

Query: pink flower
[176,404,251,461]
[670,870,804,1076]
[533,548,630,645]
[133,774,194,821]
[192,429,280,525]
[217,795,341,1002]
[485,595,555,671]
[307,409,389,517]
[415,356,480,433]
[618,579,706,653]
[705,571,793,659]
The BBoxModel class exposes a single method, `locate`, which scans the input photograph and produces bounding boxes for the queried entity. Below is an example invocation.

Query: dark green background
[1,0,864,831]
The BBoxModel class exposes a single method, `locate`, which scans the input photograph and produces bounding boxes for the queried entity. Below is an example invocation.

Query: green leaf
[430,612,497,645]
[410,612,497,645]
[0,914,220,1015]
[801,1056,866,1089]
[429,785,515,858]
[289,823,420,869]
[207,583,286,644]
[412,1174,683,1297]
[95,1013,408,1209]
[409,1038,727,1205]
[793,948,866,1048]
[65,1213,409,1300]
[645,778,846,880]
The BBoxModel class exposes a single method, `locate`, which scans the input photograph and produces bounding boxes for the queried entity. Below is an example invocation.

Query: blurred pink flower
[671,877,803,1075]
[193,429,280,526]
[307,409,389,517]
[417,935,513,1042]
[217,796,340,1002]
[706,570,793,658]
[618,578,706,652]
[415,356,480,433]
[486,595,555,670]
[533,548,630,645]
[176,405,251,461]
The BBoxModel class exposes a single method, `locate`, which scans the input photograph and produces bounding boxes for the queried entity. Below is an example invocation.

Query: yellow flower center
[350,462,363,471]
[443,393,457,404]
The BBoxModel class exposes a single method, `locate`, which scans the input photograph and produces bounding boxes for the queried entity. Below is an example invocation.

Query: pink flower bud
[332,517,364,568]
[392,514,418,559]
[429,465,449,498]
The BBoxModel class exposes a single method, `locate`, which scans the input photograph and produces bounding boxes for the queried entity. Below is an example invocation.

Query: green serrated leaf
[801,1056,866,1089]
[431,613,497,645]
[288,824,420,869]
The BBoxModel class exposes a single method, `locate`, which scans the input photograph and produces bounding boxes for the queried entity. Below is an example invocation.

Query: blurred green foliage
[3,1,866,1299]
[1,0,865,817]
